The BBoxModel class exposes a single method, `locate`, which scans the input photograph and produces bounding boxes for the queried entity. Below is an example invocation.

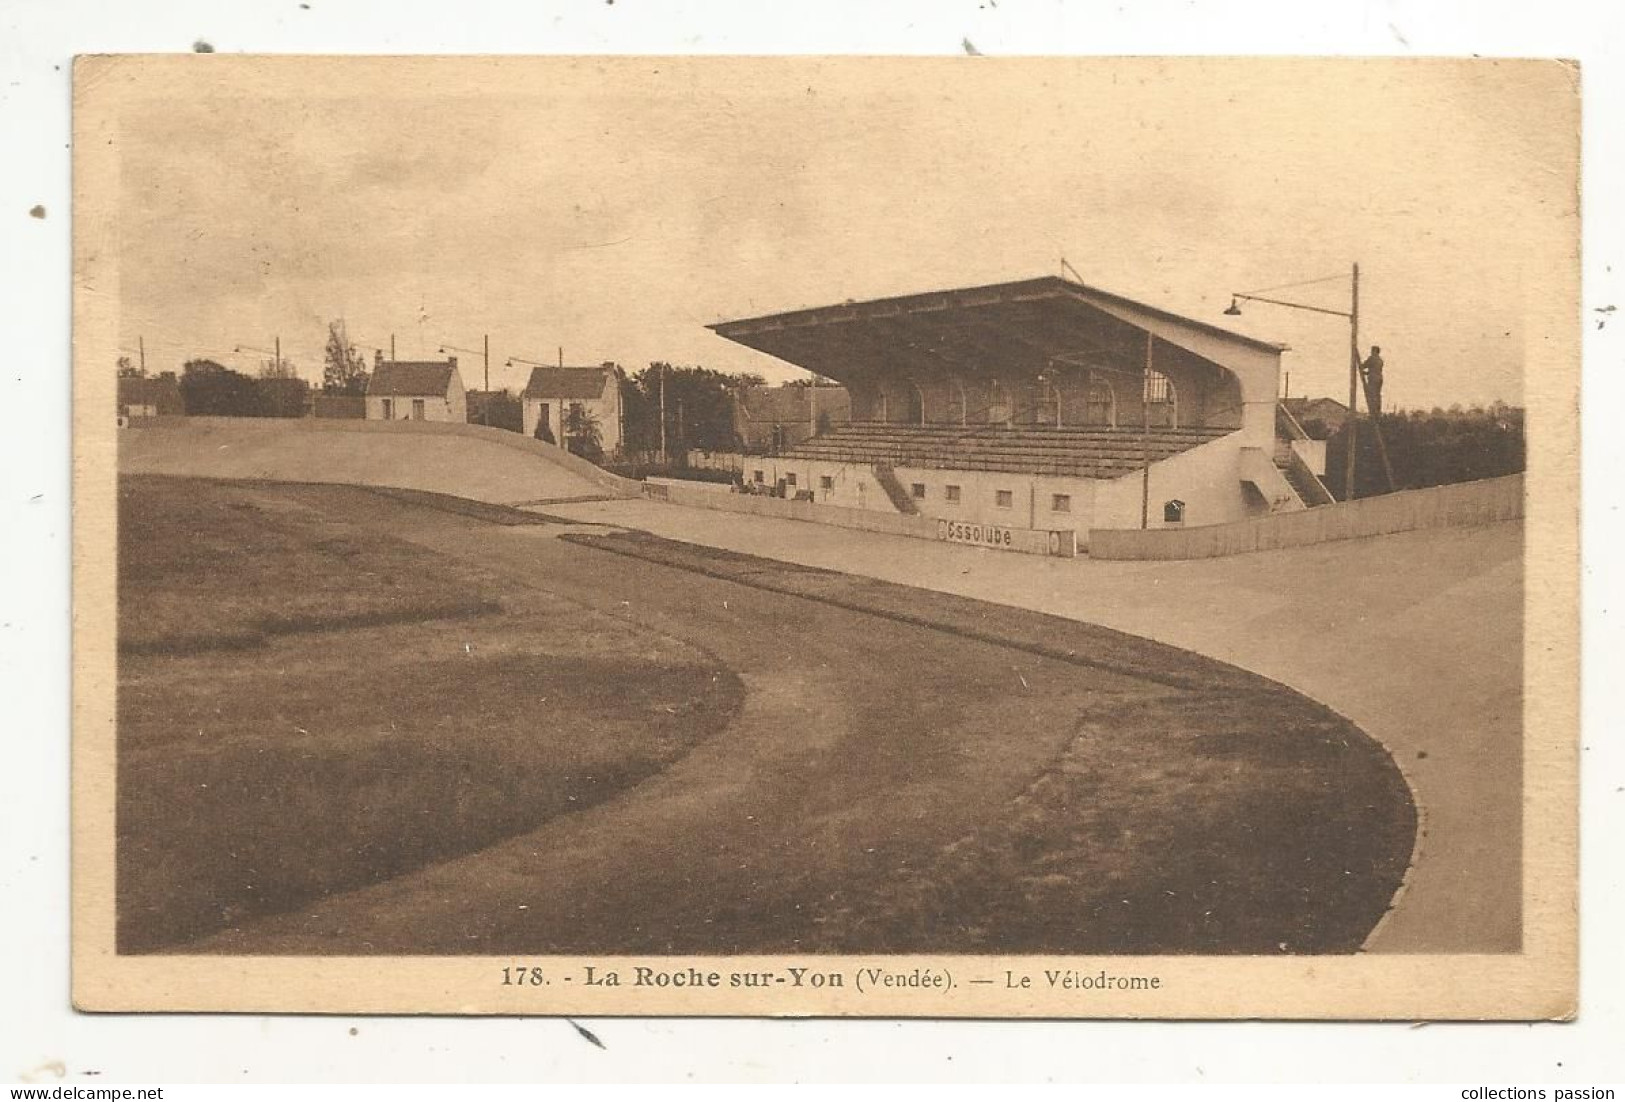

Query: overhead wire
[1235,272,1350,296]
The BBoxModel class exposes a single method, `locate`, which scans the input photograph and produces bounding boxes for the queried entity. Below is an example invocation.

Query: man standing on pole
[1361,345,1385,419]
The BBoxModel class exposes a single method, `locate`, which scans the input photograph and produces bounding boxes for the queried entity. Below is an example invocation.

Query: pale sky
[113,56,1576,408]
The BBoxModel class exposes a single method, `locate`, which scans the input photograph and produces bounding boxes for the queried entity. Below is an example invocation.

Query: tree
[562,403,604,462]
[533,410,556,444]
[255,358,310,417]
[621,363,748,455]
[322,320,369,396]
[1323,403,1525,499]
[470,389,523,432]
[180,359,264,417]
[117,355,144,378]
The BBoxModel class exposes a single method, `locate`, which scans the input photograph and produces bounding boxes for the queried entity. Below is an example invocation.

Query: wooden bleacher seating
[780,421,1233,479]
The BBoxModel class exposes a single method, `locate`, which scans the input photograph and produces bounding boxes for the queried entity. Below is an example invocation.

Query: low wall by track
[643,480,1076,557]
[1088,474,1523,560]
[120,416,641,504]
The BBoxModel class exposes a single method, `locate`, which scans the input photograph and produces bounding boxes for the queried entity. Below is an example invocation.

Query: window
[911,482,927,499]
[1164,499,1186,524]
[945,484,961,503]
[785,473,797,487]
[753,470,765,484]
[996,489,1014,508]
[411,398,426,420]
[819,475,834,490]
[1051,493,1071,513]
[381,398,394,419]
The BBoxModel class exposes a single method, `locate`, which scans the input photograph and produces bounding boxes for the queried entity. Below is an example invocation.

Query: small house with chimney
[521,365,623,455]
[365,354,467,423]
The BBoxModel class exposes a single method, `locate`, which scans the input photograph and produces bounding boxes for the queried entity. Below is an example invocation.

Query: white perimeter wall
[1091,474,1524,560]
[731,431,1258,543]
[1093,432,1269,530]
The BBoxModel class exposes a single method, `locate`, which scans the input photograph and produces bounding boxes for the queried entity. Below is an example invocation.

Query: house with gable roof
[521,364,623,455]
[365,354,467,423]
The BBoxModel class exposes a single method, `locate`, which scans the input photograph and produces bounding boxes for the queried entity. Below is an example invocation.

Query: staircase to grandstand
[1274,403,1338,507]
[782,421,1234,480]
[871,462,921,514]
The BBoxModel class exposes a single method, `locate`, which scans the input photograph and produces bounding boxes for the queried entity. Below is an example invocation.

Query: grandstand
[710,276,1335,540]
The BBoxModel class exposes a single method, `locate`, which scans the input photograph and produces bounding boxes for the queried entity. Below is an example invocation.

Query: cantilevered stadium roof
[708,276,1286,386]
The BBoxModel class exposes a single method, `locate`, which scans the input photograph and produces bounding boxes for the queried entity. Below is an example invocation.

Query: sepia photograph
[70,53,1578,1019]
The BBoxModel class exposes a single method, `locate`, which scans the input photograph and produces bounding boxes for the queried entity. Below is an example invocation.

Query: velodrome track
[145,481,1407,956]
[118,416,625,505]
[119,419,1520,954]
[547,497,1523,955]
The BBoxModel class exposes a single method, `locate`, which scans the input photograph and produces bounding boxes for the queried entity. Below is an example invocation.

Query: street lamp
[1222,265,1392,497]
[234,340,281,371]
[439,338,491,423]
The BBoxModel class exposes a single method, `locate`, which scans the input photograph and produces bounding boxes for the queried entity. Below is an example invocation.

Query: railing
[832,421,1228,439]
[778,446,1162,479]
[1283,447,1337,506]
[1276,402,1313,443]
[1274,401,1336,506]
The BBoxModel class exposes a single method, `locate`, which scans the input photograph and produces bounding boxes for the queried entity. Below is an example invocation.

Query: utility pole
[483,334,490,425]
[390,334,396,361]
[275,334,282,374]
[1345,262,1359,501]
[138,335,145,375]
[1141,331,1153,529]
[659,364,668,464]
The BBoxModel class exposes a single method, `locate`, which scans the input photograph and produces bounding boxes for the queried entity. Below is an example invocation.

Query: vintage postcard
[72,55,1578,1018]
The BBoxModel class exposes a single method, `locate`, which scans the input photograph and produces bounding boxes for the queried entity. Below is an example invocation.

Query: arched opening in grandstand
[949,378,968,426]
[906,382,925,425]
[987,380,1011,426]
[1038,374,1062,428]
[1084,371,1117,427]
[1144,369,1179,429]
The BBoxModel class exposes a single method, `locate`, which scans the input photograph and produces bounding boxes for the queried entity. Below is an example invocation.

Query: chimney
[375,349,384,368]
[447,355,457,370]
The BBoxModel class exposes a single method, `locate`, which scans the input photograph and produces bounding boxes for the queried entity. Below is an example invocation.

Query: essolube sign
[937,518,1015,548]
